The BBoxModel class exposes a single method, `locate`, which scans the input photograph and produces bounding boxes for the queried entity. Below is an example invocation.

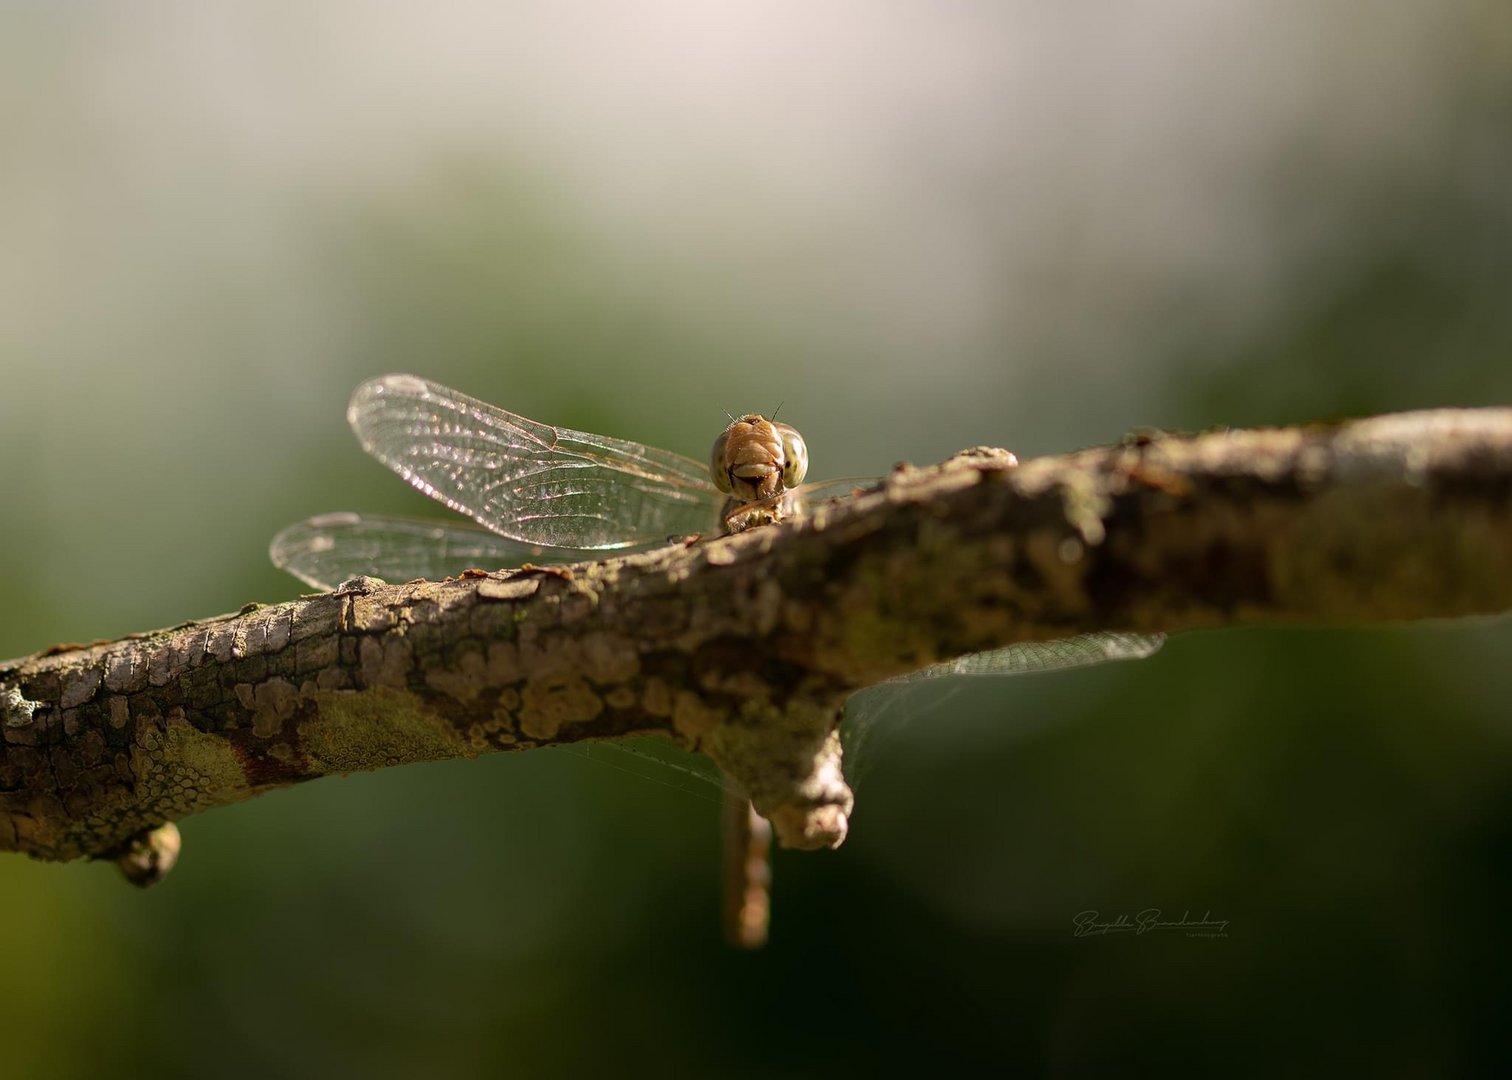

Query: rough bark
[3,407,1510,867]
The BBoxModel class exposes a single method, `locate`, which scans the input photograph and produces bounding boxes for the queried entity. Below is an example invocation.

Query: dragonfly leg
[720,492,799,534]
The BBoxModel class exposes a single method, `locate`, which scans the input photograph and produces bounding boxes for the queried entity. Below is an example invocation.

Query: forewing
[887,632,1166,683]
[348,374,723,548]
[841,632,1165,783]
[790,476,881,513]
[269,512,596,591]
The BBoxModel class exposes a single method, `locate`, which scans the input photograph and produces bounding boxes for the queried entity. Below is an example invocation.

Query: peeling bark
[3,407,1510,866]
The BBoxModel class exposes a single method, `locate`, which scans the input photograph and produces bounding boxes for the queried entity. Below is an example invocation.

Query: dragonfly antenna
[769,401,785,423]
[723,409,737,425]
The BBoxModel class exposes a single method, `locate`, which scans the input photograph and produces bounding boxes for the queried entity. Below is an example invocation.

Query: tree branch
[4,407,1510,866]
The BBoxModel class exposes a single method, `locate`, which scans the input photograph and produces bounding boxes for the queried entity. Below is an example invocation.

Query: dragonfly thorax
[709,414,809,503]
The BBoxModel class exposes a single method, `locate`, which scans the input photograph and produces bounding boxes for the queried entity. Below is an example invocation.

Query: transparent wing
[841,632,1165,784]
[269,512,603,591]
[886,632,1166,683]
[551,737,741,806]
[556,636,1166,802]
[348,374,725,549]
[790,476,881,512]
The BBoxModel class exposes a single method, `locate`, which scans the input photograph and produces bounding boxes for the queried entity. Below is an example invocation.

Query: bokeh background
[3,2,1510,1075]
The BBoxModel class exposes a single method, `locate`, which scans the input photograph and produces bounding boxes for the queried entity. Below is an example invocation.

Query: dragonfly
[270,373,1163,947]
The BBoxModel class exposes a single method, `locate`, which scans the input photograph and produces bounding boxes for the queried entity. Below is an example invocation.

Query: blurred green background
[3,2,1510,1076]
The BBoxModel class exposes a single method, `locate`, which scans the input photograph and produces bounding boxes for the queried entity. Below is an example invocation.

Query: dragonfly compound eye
[777,423,808,488]
[709,427,735,493]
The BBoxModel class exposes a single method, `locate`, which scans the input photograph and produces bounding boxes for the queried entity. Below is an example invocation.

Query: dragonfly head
[710,414,809,502]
